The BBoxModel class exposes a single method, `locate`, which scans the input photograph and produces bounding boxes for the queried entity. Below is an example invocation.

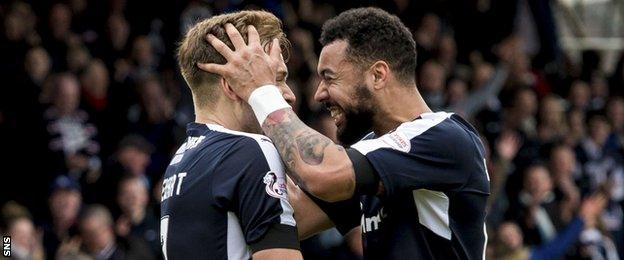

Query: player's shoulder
[205,124,281,163]
[352,112,478,154]
[206,124,275,149]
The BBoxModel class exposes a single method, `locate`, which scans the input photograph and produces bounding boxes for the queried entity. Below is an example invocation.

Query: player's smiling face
[315,40,375,145]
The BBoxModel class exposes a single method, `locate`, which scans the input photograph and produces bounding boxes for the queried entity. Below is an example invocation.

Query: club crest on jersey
[263,171,287,199]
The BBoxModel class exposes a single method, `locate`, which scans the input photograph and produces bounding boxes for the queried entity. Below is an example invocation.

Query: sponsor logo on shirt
[381,131,411,153]
[361,207,387,233]
[263,171,287,200]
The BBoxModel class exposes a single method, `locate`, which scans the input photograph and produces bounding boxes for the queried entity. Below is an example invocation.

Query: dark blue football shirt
[160,123,299,260]
[319,112,490,259]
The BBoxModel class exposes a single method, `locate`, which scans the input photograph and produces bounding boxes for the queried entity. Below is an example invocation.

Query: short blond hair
[177,10,289,106]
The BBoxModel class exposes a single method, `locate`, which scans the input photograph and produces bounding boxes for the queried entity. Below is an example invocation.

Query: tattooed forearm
[296,132,331,165]
[263,108,336,186]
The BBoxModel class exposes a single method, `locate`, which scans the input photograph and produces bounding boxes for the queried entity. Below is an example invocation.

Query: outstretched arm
[198,24,357,202]
[263,108,355,201]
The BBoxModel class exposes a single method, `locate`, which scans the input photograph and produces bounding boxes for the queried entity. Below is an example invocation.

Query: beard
[335,82,375,146]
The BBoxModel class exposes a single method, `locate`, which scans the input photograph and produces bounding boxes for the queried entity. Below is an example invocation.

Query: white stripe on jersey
[207,124,297,227]
[351,112,453,155]
[411,189,451,240]
[227,212,251,260]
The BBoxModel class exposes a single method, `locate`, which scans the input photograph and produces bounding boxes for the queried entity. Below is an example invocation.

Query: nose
[314,81,328,102]
[278,84,297,106]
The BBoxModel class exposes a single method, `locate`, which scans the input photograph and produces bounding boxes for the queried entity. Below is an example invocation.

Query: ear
[369,61,390,90]
[220,77,240,101]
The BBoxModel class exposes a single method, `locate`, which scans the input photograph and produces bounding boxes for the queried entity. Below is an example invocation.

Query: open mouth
[326,104,345,127]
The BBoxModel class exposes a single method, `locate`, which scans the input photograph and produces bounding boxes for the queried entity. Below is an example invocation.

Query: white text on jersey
[161,172,187,202]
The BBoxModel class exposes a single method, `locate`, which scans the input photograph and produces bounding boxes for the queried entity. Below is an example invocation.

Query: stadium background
[0,0,623,259]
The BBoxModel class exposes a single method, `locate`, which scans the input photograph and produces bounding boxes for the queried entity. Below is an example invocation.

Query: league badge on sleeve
[263,171,287,199]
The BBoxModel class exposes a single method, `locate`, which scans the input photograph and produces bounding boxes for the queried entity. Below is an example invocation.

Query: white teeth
[329,106,343,123]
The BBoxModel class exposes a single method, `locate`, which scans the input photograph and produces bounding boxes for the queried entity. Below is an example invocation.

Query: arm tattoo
[263,108,336,187]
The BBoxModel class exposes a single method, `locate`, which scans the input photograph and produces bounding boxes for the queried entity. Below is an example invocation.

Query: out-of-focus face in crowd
[539,95,565,127]
[79,207,115,254]
[107,14,130,50]
[498,222,524,251]
[472,63,494,90]
[550,145,577,183]
[588,115,610,145]
[53,74,81,115]
[25,47,52,83]
[513,88,538,120]
[569,81,591,110]
[118,145,150,176]
[420,61,446,93]
[81,60,109,97]
[50,188,82,226]
[8,217,39,259]
[524,165,553,201]
[118,177,149,216]
[67,46,91,73]
[446,78,468,106]
[49,3,72,38]
[132,36,154,67]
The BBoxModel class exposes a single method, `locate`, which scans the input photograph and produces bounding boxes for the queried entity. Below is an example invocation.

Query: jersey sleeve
[213,137,299,253]
[350,115,488,198]
[303,189,361,235]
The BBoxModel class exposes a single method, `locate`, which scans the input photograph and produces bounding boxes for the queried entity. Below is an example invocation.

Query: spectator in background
[42,175,82,258]
[128,75,176,178]
[80,59,110,118]
[42,3,79,71]
[419,60,447,110]
[67,45,92,74]
[589,73,610,111]
[76,205,154,260]
[537,95,568,143]
[505,87,538,138]
[605,97,624,154]
[96,135,153,210]
[44,73,101,182]
[79,58,126,158]
[115,176,160,257]
[7,215,45,260]
[565,109,587,147]
[567,81,591,112]
[414,13,440,66]
[509,164,562,245]
[487,131,522,228]
[494,192,608,260]
[128,36,158,80]
[549,144,581,224]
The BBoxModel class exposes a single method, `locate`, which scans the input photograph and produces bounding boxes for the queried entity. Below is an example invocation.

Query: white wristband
[248,85,291,125]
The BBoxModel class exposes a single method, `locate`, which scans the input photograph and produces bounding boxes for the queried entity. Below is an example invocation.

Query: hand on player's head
[197,24,283,101]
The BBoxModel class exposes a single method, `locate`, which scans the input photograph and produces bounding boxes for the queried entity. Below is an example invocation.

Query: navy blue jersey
[160,123,298,260]
[321,112,490,259]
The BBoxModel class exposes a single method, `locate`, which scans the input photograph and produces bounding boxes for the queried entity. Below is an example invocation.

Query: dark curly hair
[320,7,417,84]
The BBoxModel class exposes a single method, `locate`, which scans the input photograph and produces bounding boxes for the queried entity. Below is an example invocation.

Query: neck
[372,83,431,135]
[194,103,241,131]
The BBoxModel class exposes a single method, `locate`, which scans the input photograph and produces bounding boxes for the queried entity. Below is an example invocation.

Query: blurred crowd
[0,0,623,259]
